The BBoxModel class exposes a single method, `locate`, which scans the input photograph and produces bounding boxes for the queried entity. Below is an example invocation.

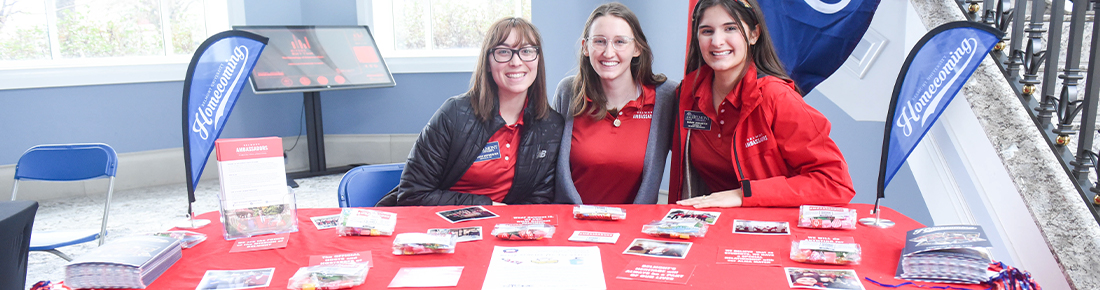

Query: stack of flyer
[215,137,298,240]
[895,225,994,284]
[65,235,182,289]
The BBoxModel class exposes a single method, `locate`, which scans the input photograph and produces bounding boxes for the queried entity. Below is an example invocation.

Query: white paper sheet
[388,266,464,287]
[482,246,606,290]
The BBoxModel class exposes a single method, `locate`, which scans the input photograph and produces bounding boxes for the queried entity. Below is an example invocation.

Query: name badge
[684,111,712,131]
[475,141,501,162]
[632,110,653,120]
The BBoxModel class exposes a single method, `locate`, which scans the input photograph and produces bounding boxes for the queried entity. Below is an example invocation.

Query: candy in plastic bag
[641,220,708,239]
[572,205,626,221]
[797,205,857,230]
[392,233,457,255]
[491,223,555,240]
[287,262,369,290]
[337,208,397,237]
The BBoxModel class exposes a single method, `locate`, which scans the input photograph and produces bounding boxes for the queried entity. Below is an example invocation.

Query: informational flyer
[716,247,780,266]
[215,137,289,210]
[482,246,606,290]
[214,137,298,240]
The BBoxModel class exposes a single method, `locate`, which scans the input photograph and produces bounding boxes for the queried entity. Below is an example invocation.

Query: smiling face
[584,15,640,84]
[696,5,758,77]
[490,29,539,99]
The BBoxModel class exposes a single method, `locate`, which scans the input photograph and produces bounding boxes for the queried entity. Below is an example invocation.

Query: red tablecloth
[149,204,982,289]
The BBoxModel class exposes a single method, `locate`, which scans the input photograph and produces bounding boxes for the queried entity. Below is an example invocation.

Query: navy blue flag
[761,0,881,93]
[182,31,267,204]
[878,22,1002,198]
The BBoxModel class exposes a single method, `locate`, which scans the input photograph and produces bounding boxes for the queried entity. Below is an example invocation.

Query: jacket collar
[686,63,764,112]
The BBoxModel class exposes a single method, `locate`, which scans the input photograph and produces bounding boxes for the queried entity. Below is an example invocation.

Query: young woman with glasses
[551,3,678,204]
[377,18,563,206]
[672,0,855,208]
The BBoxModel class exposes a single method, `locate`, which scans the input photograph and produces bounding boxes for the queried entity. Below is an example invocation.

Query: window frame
[0,0,231,90]
[368,0,529,74]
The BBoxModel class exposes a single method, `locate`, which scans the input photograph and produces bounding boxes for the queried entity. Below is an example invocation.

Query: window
[0,0,229,89]
[371,0,530,73]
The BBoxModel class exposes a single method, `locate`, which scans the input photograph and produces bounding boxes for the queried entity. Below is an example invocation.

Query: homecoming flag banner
[182,31,268,207]
[878,22,1002,198]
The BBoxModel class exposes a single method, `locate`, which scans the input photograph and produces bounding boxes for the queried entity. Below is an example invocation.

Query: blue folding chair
[338,163,405,207]
[10,143,118,261]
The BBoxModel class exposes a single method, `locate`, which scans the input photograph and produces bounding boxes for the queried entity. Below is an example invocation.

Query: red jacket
[670,64,855,207]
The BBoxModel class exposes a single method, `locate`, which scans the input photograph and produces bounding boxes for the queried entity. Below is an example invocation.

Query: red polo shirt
[449,116,523,202]
[688,73,743,192]
[569,84,656,204]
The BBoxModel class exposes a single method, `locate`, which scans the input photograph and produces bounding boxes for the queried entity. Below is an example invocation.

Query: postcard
[733,219,790,235]
[785,267,866,290]
[427,226,484,242]
[436,206,499,223]
[195,268,275,290]
[623,238,693,259]
[309,214,340,230]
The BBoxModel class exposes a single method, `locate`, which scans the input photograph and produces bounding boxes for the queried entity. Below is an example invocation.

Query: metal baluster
[1054,0,1088,146]
[1005,0,1029,83]
[1037,0,1066,126]
[966,0,984,21]
[1072,1,1100,182]
[1020,0,1048,102]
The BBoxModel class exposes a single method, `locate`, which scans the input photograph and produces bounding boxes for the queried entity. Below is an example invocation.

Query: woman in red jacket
[672,0,855,208]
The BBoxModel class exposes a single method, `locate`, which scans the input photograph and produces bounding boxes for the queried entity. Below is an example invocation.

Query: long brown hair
[468,17,550,122]
[570,2,667,119]
[685,0,797,93]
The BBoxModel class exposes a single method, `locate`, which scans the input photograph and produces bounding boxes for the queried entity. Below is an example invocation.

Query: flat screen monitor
[235,25,396,94]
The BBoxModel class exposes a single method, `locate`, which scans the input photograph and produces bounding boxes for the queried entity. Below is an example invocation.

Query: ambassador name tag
[475,141,501,162]
[684,111,711,131]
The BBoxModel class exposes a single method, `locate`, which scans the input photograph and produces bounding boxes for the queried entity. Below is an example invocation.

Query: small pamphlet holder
[215,137,299,240]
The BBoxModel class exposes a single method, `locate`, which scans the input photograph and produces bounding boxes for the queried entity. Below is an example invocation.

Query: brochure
[214,137,298,240]
[482,246,606,290]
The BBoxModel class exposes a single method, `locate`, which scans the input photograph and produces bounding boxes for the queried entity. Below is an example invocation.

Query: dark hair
[570,2,667,119]
[468,17,550,122]
[685,0,797,93]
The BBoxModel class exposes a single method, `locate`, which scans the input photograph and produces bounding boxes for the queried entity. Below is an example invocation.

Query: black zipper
[731,130,751,197]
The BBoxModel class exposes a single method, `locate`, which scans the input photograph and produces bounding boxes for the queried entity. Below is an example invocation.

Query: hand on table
[676,189,743,208]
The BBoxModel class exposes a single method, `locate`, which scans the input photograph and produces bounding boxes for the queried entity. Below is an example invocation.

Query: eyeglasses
[586,36,635,51]
[491,46,540,63]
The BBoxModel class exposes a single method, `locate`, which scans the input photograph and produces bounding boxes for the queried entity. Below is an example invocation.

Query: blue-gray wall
[0,0,931,224]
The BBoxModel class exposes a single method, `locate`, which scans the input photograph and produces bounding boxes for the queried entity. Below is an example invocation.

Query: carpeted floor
[22,174,341,289]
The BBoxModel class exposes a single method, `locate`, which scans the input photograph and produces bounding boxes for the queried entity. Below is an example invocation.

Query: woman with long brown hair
[672,0,855,208]
[552,2,678,204]
[377,17,563,206]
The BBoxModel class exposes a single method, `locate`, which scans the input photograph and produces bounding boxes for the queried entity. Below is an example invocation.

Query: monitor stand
[286,91,356,186]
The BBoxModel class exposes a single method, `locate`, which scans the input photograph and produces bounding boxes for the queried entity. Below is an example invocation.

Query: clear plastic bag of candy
[641,220,708,239]
[148,230,207,248]
[572,205,626,221]
[789,237,862,265]
[392,233,457,255]
[337,208,397,237]
[796,205,857,230]
[490,223,555,240]
[287,262,370,290]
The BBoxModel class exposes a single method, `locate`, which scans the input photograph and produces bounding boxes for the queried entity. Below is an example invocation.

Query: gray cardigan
[550,76,679,204]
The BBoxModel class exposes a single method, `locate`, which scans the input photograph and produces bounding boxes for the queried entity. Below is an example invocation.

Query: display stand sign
[214,137,298,240]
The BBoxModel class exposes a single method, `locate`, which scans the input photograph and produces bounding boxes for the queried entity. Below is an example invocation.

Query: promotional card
[436,206,499,223]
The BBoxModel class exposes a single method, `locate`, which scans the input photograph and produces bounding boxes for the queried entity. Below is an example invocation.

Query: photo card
[427,226,484,242]
[623,238,693,259]
[436,206,499,223]
[309,214,340,230]
[733,219,790,235]
[195,268,275,290]
[784,267,865,290]
[662,209,721,225]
